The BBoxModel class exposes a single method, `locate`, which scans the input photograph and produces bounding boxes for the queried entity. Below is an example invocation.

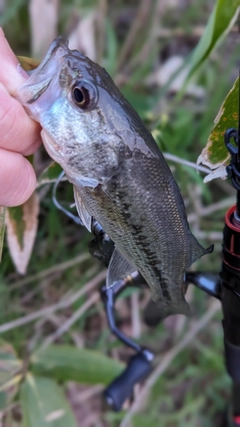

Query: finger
[0,29,42,155]
[0,83,41,155]
[0,148,36,207]
[0,27,26,94]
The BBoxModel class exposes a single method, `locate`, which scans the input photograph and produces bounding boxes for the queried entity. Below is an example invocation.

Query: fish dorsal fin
[73,186,92,231]
[107,248,137,288]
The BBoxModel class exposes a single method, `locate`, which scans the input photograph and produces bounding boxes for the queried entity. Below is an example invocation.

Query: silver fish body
[17,37,213,317]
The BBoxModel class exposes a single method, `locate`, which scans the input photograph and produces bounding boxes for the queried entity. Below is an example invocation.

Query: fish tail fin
[190,235,214,265]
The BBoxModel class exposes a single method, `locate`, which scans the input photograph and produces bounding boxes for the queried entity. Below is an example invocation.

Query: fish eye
[72,84,90,109]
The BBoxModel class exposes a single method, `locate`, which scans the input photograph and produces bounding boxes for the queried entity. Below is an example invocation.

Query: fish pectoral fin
[107,248,137,288]
[73,187,92,232]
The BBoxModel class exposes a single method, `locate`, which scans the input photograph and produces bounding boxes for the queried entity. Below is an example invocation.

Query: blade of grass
[184,0,240,84]
[3,252,90,293]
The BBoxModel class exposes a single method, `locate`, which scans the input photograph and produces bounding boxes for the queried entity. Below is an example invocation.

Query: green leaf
[0,207,6,262]
[37,162,64,187]
[31,345,124,385]
[185,0,240,83]
[198,77,239,181]
[20,374,77,427]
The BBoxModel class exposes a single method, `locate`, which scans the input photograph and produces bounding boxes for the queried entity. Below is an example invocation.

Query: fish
[17,37,213,318]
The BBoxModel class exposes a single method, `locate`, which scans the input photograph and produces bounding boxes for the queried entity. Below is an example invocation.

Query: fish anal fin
[157,299,190,320]
[107,248,137,288]
[150,295,190,321]
[73,186,92,231]
[190,235,214,265]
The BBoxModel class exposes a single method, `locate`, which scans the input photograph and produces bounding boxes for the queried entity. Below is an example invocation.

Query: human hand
[0,28,41,207]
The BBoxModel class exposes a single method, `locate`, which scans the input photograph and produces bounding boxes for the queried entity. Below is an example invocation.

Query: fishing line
[52,170,83,225]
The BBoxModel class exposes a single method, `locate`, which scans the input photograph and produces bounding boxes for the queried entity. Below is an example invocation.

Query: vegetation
[0,0,240,425]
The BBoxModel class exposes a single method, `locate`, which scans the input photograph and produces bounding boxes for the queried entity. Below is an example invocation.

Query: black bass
[17,37,213,317]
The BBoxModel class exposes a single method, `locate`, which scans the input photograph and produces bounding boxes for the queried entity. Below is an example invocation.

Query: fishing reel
[90,220,221,411]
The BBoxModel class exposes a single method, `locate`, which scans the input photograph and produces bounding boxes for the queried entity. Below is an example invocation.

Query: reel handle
[104,350,153,411]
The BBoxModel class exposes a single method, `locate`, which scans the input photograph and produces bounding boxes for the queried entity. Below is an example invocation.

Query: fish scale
[17,37,213,318]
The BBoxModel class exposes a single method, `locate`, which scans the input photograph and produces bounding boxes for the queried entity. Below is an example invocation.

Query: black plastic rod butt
[225,340,240,382]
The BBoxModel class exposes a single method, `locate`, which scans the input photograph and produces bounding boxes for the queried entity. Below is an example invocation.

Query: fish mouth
[37,36,70,69]
[17,37,72,106]
[33,36,71,78]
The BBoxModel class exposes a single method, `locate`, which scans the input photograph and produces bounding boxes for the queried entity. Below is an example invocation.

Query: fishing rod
[52,122,240,424]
